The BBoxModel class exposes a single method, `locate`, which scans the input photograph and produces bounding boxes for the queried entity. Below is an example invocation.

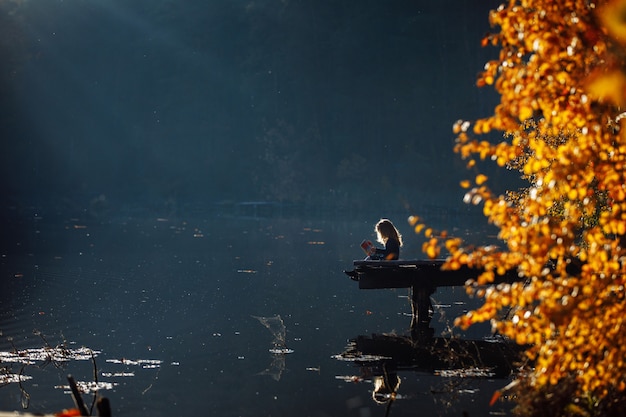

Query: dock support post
[409,286,434,333]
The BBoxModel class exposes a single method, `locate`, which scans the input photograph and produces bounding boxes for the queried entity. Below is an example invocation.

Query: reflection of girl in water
[372,370,401,405]
[367,218,403,260]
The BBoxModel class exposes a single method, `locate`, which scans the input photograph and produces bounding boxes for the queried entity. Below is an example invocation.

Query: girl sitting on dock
[364,218,403,260]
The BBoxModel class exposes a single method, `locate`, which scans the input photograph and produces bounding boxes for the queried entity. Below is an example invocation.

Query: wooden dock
[347,259,519,289]
[345,259,521,330]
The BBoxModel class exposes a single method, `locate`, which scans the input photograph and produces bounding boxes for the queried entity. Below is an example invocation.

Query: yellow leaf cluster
[432,0,626,404]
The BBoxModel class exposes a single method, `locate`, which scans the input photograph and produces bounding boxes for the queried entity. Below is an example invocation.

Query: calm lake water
[0,205,516,416]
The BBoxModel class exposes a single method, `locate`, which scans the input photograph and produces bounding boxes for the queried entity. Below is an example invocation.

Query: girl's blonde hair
[375,218,403,246]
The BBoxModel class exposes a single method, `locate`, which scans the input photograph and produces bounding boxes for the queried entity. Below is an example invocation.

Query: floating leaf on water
[269,348,294,354]
[101,372,135,377]
[105,358,162,368]
[335,375,365,383]
[434,367,495,378]
[0,346,100,365]
[55,380,117,393]
[0,373,33,385]
[331,353,393,362]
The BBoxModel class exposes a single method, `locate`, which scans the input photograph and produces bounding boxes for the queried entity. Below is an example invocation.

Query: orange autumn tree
[417,0,626,407]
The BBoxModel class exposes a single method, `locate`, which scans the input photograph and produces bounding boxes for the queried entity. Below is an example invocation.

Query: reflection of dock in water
[340,259,526,411]
[333,331,525,413]
[335,333,524,379]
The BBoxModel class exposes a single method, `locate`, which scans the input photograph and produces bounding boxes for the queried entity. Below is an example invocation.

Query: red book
[360,240,375,256]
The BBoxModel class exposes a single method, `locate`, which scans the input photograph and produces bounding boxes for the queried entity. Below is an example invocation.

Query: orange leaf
[476,174,488,185]
[489,390,501,406]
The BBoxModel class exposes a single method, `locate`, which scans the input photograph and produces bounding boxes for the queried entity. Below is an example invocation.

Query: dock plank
[349,259,519,289]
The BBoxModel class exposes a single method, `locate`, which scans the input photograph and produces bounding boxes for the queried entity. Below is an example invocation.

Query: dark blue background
[0,0,509,214]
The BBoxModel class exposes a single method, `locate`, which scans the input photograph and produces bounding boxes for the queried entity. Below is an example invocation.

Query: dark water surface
[1,1,521,414]
[0,208,515,416]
